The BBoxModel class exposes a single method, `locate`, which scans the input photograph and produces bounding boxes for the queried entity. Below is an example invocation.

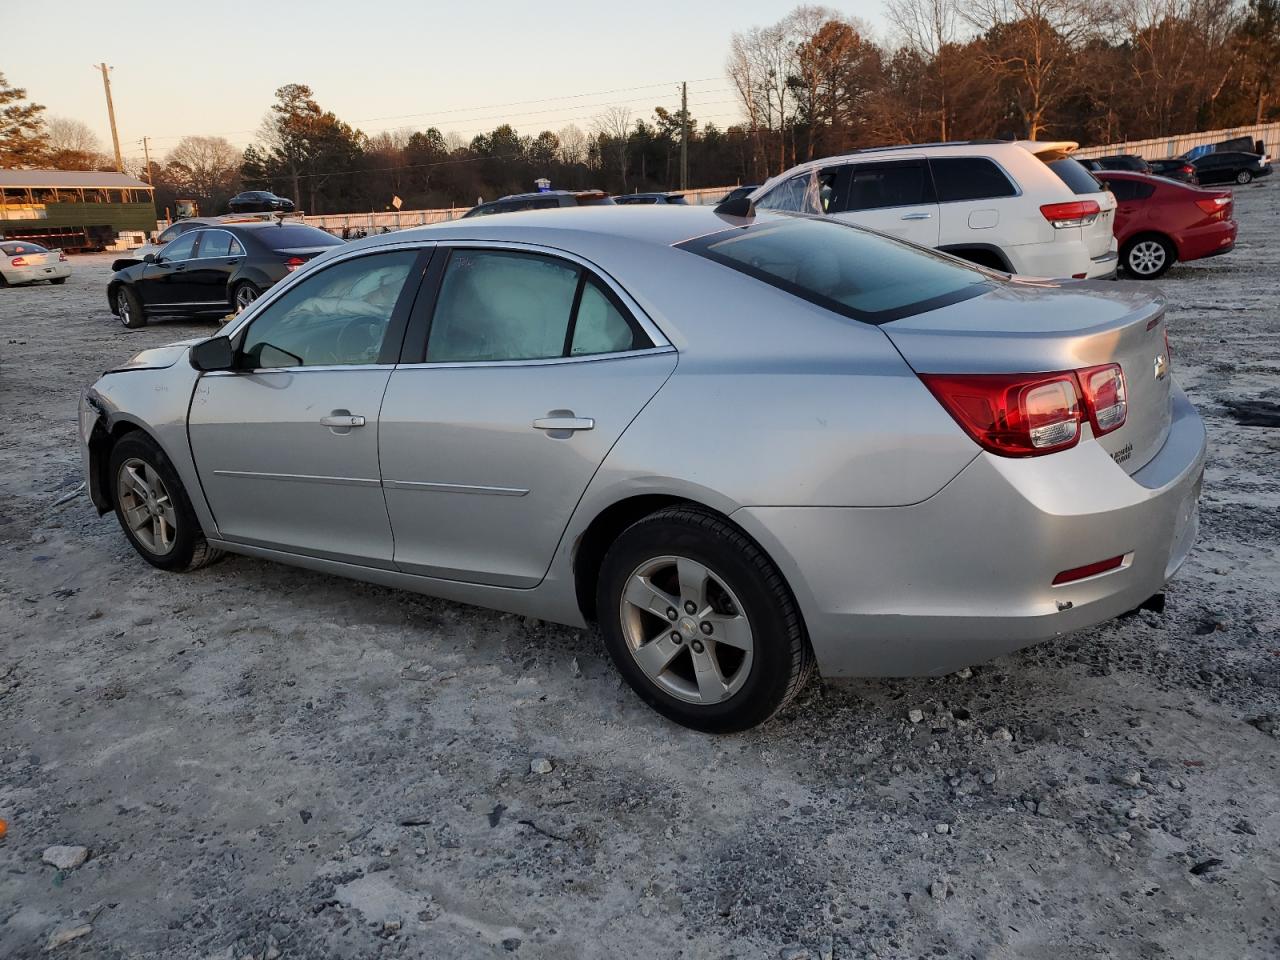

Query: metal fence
[1074,121,1279,160]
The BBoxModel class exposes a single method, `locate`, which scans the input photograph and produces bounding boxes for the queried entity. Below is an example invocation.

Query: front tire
[596,506,813,733]
[116,286,147,328]
[1236,170,1253,185]
[1122,235,1175,279]
[109,433,223,572]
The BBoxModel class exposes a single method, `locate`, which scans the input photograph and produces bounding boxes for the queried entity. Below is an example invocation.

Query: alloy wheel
[235,285,258,311]
[1236,170,1252,184]
[117,294,132,327]
[1128,240,1167,276]
[117,457,178,555]
[619,555,754,705]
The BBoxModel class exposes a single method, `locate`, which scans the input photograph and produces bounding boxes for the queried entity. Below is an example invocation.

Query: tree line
[2,0,1276,215]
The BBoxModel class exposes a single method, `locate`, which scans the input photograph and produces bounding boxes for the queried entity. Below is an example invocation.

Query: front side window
[238,250,417,368]
[158,233,198,261]
[755,167,843,214]
[425,250,649,363]
[847,160,933,210]
[679,216,993,325]
[930,157,1018,202]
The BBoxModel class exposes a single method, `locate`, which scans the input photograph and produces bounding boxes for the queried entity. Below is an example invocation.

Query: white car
[751,140,1119,280]
[0,241,71,287]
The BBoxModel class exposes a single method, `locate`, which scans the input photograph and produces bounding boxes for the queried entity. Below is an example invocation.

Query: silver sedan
[80,207,1205,732]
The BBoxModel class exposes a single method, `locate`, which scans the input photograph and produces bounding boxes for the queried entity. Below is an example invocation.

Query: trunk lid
[884,278,1173,474]
[17,251,55,268]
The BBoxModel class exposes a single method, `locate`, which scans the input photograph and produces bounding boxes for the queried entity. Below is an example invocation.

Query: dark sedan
[1191,151,1273,185]
[227,190,296,213]
[614,192,689,205]
[1148,158,1199,184]
[107,222,343,328]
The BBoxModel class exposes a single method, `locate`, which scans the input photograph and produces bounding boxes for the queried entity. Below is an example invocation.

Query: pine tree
[0,72,48,167]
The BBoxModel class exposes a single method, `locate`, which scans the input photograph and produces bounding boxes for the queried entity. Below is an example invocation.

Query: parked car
[614,192,689,205]
[127,213,301,265]
[1190,151,1273,185]
[81,207,1204,732]
[1096,171,1236,279]
[0,240,71,287]
[228,190,296,213]
[107,222,344,327]
[462,190,614,217]
[751,140,1118,279]
[1147,158,1199,184]
[719,184,761,204]
[1093,154,1152,174]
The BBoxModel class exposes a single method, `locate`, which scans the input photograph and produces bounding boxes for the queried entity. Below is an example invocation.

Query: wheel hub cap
[117,457,177,555]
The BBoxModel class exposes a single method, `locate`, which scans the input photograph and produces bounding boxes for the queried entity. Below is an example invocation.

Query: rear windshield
[252,224,345,250]
[678,216,995,324]
[1,241,48,255]
[575,195,615,206]
[1045,157,1105,195]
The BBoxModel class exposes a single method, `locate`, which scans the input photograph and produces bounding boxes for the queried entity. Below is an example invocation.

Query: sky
[8,0,889,168]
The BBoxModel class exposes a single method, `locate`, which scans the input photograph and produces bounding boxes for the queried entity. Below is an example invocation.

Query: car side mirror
[189,335,235,372]
[143,253,156,263]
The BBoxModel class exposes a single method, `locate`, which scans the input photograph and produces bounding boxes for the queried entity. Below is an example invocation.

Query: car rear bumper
[733,383,1206,677]
[1176,220,1237,262]
[1006,238,1119,280]
[3,262,71,284]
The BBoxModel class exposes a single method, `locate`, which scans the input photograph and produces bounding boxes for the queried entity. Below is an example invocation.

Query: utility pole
[680,81,689,191]
[141,137,153,184]
[95,63,124,173]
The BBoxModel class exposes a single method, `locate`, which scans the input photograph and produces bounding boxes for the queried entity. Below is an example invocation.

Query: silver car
[80,207,1205,732]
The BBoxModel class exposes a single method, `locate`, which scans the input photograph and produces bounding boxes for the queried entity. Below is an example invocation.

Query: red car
[1097,171,1236,279]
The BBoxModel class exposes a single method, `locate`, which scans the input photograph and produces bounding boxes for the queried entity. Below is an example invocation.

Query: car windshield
[678,215,995,324]
[252,225,345,250]
[1,241,49,255]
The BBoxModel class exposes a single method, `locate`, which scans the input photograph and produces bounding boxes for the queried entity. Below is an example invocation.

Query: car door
[833,158,940,247]
[185,229,244,312]
[137,232,201,308]
[1104,178,1152,240]
[379,246,677,587]
[1194,156,1224,184]
[928,156,1021,256]
[187,246,428,566]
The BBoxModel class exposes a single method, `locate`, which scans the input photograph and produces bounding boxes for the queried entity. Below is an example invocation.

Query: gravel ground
[2,186,1278,960]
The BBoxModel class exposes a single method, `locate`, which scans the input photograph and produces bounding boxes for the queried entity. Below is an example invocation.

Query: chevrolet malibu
[80,207,1205,732]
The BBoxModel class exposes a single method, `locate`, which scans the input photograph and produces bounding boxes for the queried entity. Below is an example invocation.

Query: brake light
[10,256,27,267]
[58,251,68,262]
[1195,196,1230,219]
[285,256,306,272]
[919,372,1083,457]
[1052,555,1126,585]
[1079,363,1127,435]
[1181,165,1194,175]
[1040,200,1100,228]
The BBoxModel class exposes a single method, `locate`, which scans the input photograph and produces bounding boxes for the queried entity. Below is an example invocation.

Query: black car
[1075,158,1104,172]
[462,189,614,217]
[1147,158,1199,184]
[719,185,761,204]
[107,222,344,328]
[227,190,296,213]
[613,192,689,205]
[1191,151,1274,185]
[1093,154,1152,174]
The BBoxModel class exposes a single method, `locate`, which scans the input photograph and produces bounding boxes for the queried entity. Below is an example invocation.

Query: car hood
[108,338,202,372]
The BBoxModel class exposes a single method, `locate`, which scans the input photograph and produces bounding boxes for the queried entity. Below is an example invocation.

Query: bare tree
[45,117,101,155]
[593,106,632,188]
[163,135,242,208]
[556,124,589,165]
[886,0,963,139]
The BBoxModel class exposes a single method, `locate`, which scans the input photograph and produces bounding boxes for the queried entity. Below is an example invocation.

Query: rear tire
[50,277,67,285]
[596,506,813,733]
[1121,234,1175,279]
[108,433,223,572]
[116,286,147,328]
[232,281,261,312]
[1235,170,1253,185]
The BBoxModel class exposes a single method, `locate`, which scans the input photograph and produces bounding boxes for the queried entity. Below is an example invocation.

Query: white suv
[750,140,1118,280]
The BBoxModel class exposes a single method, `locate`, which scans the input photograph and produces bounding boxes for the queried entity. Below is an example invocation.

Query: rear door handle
[533,416,594,432]
[320,414,366,428]
[900,212,933,221]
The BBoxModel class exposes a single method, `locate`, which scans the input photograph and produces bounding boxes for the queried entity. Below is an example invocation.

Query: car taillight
[1181,165,1194,175]
[1195,196,1230,219]
[285,256,306,272]
[918,372,1083,457]
[10,256,27,267]
[1079,363,1127,435]
[58,251,68,262]
[1040,200,1100,228]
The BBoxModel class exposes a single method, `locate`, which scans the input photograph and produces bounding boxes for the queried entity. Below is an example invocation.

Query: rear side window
[1105,179,1156,201]
[1045,158,1104,195]
[846,160,933,211]
[679,217,993,324]
[195,230,234,258]
[930,157,1018,202]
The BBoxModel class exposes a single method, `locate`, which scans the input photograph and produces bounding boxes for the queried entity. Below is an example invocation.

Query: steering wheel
[334,318,385,363]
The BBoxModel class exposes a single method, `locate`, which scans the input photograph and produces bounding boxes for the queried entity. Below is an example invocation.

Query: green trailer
[0,169,155,252]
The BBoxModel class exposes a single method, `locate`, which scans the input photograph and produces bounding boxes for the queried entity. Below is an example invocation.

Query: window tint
[847,161,933,210]
[1045,158,1104,195]
[571,278,643,356]
[239,250,416,368]
[427,251,580,362]
[196,230,234,258]
[930,157,1017,202]
[679,217,992,324]
[159,233,198,261]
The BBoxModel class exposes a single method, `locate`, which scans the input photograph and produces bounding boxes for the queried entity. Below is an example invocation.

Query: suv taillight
[1040,200,1100,228]
[920,364,1128,457]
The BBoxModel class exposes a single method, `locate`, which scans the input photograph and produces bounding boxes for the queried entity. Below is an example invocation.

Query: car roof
[493,190,608,201]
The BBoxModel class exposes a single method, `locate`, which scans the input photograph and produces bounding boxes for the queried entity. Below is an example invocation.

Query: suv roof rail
[840,139,1012,157]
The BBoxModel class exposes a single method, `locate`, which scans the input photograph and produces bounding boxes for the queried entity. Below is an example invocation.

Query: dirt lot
[2,188,1279,960]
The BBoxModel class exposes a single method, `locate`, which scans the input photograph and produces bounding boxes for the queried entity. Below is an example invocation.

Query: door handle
[900,212,933,221]
[320,414,366,428]
[533,416,594,432]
